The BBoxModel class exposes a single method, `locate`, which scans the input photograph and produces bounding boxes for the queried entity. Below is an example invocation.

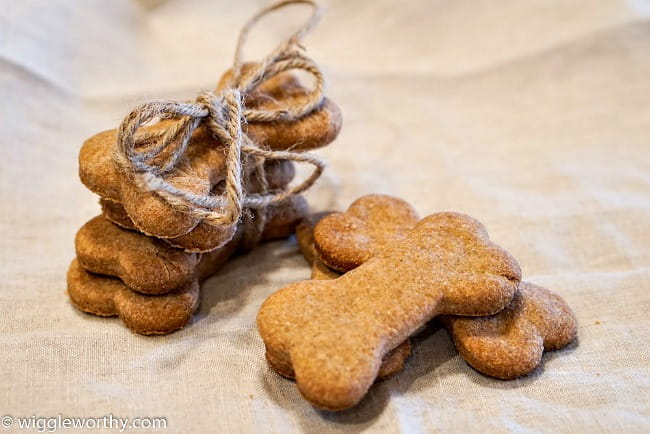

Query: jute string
[113,0,326,234]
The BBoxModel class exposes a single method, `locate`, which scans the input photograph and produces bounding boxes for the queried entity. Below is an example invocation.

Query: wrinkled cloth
[1,0,649,432]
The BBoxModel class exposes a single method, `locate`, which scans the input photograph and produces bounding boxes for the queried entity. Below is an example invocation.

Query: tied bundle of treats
[258,195,578,410]
[67,0,341,335]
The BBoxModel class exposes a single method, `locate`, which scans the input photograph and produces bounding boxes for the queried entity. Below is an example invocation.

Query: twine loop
[113,0,326,228]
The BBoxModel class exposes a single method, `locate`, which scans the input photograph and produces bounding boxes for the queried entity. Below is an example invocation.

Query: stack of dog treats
[67,65,342,335]
[257,194,578,410]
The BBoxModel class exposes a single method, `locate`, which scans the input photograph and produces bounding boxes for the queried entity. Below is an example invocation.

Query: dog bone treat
[313,195,420,272]
[68,192,305,336]
[294,211,413,379]
[69,226,243,334]
[75,215,199,295]
[100,160,297,252]
[217,64,342,152]
[440,282,577,379]
[80,193,308,297]
[67,259,200,335]
[79,67,339,244]
[309,194,578,380]
[80,122,239,242]
[257,212,521,410]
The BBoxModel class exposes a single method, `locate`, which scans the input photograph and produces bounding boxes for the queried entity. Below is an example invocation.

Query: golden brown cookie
[75,215,199,295]
[80,123,239,244]
[67,259,200,335]
[71,197,305,331]
[79,66,340,246]
[441,282,577,380]
[313,195,420,272]
[257,212,521,410]
[68,230,242,335]
[308,194,578,380]
[68,196,303,335]
[81,192,308,296]
[100,160,297,252]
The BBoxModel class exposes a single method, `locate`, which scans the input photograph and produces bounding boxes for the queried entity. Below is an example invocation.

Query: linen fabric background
[1,0,649,432]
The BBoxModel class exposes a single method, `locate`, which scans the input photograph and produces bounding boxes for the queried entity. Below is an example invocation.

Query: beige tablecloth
[1,1,649,432]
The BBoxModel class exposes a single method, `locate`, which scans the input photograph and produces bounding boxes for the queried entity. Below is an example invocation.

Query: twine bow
[113,0,326,229]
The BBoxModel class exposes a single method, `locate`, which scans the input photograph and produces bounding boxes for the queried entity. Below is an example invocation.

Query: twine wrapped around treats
[112,0,327,233]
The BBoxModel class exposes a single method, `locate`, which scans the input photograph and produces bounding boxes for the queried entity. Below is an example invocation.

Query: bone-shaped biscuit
[313,195,577,380]
[100,160,297,252]
[67,234,240,337]
[440,281,577,379]
[68,197,305,335]
[257,212,521,410]
[79,70,340,243]
[79,123,238,242]
[78,194,309,294]
[68,233,241,335]
[68,223,240,335]
[75,215,199,295]
[68,260,201,335]
[294,212,413,380]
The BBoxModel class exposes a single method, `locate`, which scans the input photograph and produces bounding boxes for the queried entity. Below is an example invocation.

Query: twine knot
[113,0,326,229]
